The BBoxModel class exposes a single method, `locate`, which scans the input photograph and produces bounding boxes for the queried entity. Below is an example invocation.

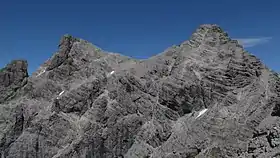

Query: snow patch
[110,71,115,75]
[195,108,208,119]
[193,70,201,80]
[107,71,115,77]
[56,91,65,99]
[36,69,46,77]
[59,91,65,96]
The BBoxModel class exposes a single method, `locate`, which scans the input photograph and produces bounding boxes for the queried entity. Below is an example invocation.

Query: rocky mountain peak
[2,60,28,72]
[0,60,28,103]
[196,24,224,33]
[0,25,280,158]
[45,35,80,71]
[184,24,241,49]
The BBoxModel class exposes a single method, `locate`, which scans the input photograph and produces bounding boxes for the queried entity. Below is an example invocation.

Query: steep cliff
[0,24,279,158]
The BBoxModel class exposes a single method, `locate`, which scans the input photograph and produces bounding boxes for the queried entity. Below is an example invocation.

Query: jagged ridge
[0,24,280,158]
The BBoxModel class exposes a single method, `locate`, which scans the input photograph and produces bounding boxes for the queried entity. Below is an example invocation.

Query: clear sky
[1,0,279,73]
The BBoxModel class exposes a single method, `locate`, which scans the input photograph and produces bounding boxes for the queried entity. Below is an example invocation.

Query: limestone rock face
[0,24,280,158]
[0,60,28,103]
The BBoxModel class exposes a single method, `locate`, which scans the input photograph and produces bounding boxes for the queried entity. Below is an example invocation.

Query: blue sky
[1,0,279,73]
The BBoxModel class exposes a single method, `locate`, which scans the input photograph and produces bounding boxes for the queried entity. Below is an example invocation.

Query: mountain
[0,24,280,158]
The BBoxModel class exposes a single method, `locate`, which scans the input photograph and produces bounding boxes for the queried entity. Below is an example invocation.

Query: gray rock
[0,60,28,103]
[0,24,280,158]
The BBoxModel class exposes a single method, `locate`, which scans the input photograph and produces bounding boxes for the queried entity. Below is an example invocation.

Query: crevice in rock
[35,125,42,158]
[271,103,280,117]
[265,130,280,149]
[272,152,280,157]
[266,132,274,148]
[0,105,25,157]
[247,147,257,153]
[252,131,268,138]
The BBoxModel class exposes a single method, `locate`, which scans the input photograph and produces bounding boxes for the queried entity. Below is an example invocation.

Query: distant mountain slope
[0,24,280,158]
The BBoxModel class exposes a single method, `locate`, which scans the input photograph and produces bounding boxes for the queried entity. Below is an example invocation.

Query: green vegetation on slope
[0,68,5,72]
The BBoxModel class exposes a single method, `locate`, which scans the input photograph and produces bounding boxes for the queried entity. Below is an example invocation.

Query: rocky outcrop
[0,24,280,158]
[0,60,28,103]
